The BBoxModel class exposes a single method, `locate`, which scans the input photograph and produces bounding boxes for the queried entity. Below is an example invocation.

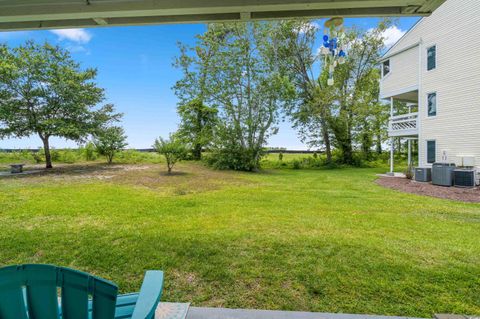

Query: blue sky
[0,17,419,150]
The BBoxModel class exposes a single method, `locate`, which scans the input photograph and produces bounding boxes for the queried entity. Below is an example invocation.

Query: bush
[32,149,45,164]
[58,150,77,163]
[50,148,60,162]
[93,126,128,164]
[278,152,283,161]
[153,134,189,174]
[292,159,302,169]
[83,142,98,161]
[207,146,263,171]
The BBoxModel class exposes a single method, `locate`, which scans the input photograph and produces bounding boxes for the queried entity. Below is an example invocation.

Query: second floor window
[427,45,436,70]
[382,60,390,77]
[427,92,437,117]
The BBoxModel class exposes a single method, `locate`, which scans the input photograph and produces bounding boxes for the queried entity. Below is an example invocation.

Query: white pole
[407,139,412,166]
[390,97,394,117]
[389,97,394,175]
[390,137,394,174]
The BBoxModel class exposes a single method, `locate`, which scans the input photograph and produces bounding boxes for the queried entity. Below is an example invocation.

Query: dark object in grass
[10,164,24,174]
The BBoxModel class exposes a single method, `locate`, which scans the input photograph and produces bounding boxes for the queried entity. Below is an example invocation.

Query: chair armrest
[131,271,164,319]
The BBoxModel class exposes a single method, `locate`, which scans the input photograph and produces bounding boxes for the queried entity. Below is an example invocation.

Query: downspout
[418,38,423,167]
[389,97,394,175]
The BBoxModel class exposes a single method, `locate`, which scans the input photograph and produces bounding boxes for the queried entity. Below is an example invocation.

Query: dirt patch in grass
[376,176,480,202]
[0,162,252,194]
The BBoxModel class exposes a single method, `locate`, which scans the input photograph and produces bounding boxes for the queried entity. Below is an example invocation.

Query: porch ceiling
[0,0,446,31]
[384,89,419,103]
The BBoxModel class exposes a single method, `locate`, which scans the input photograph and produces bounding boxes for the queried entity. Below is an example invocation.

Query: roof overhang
[0,0,446,31]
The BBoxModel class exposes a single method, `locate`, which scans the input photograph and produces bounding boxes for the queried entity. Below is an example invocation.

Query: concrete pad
[0,169,43,177]
[186,307,424,319]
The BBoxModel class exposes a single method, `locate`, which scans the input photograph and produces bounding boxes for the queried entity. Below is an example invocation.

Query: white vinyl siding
[381,0,480,169]
[379,46,418,98]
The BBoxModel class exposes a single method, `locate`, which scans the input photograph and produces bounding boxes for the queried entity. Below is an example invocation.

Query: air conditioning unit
[460,155,475,167]
[415,167,431,182]
[454,169,478,188]
[431,162,456,186]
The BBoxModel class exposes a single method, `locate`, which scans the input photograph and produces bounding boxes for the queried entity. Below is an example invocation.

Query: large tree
[192,22,294,171]
[174,28,220,160]
[274,20,335,163]
[176,98,217,160]
[324,23,389,164]
[0,41,120,168]
[275,20,390,164]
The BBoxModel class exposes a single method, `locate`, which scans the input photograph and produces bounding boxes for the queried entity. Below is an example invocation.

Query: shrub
[83,142,98,161]
[58,150,77,163]
[405,164,414,180]
[292,159,302,169]
[278,152,283,161]
[50,148,60,162]
[153,134,189,174]
[93,126,128,164]
[32,149,45,164]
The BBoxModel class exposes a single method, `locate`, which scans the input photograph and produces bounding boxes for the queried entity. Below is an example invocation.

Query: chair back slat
[60,267,90,319]
[24,264,59,319]
[91,279,118,319]
[0,264,118,319]
[0,266,29,319]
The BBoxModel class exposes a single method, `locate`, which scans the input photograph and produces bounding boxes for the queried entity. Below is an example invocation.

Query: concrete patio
[186,307,425,319]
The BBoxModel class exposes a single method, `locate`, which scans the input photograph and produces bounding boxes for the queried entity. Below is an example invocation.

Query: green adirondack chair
[0,264,164,319]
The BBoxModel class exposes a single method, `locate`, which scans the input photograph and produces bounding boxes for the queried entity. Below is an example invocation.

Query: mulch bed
[376,176,480,203]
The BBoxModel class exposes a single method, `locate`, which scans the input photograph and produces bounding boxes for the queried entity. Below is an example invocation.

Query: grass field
[0,160,479,317]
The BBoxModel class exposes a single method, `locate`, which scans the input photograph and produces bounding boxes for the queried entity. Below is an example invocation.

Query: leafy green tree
[327,22,390,164]
[182,22,295,171]
[153,134,189,174]
[274,20,335,163]
[93,126,128,164]
[176,98,217,160]
[0,41,120,168]
[275,20,390,164]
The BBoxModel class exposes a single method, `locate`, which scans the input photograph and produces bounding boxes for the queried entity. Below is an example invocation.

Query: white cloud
[380,26,406,48]
[50,28,92,43]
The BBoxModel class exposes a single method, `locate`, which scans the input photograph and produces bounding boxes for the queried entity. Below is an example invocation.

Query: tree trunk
[41,136,53,169]
[193,143,202,160]
[376,133,382,154]
[321,121,332,164]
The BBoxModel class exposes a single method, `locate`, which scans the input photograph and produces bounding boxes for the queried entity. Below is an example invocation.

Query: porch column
[390,137,394,174]
[390,97,394,117]
[407,139,412,166]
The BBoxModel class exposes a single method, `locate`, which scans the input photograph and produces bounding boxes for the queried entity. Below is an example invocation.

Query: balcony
[388,112,418,137]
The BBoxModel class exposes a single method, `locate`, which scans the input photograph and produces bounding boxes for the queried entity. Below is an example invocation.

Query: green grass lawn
[0,162,479,317]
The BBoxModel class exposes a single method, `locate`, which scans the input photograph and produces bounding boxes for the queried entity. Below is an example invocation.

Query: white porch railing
[388,112,418,137]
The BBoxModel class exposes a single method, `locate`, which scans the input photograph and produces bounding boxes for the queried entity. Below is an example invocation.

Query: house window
[427,140,436,164]
[382,60,390,77]
[427,45,436,70]
[427,92,437,117]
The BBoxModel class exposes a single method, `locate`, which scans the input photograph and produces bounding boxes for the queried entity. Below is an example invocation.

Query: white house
[379,0,480,173]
